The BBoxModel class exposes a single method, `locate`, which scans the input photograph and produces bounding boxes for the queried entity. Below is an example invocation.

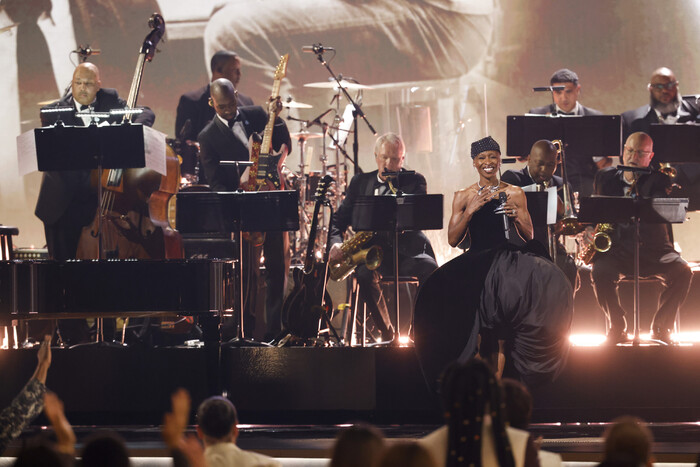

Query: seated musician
[328,133,438,343]
[501,139,577,286]
[36,62,155,262]
[591,131,692,345]
[35,62,155,345]
[198,78,291,341]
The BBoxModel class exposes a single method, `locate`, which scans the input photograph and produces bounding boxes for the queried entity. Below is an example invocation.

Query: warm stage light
[568,334,608,346]
[398,335,411,346]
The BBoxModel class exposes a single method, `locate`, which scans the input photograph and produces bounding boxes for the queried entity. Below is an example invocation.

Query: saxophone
[329,231,383,281]
[579,223,614,265]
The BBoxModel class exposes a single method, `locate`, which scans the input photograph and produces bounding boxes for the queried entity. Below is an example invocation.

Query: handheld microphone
[499,191,510,240]
[302,44,335,54]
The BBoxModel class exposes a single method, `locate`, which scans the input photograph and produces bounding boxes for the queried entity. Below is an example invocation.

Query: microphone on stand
[533,85,566,92]
[499,191,510,240]
[75,45,101,62]
[302,44,335,54]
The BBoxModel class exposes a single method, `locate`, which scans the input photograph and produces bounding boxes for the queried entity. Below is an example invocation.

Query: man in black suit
[199,78,291,340]
[502,140,577,286]
[621,67,700,141]
[175,51,254,143]
[36,62,155,261]
[329,133,438,342]
[529,68,610,198]
[591,132,692,345]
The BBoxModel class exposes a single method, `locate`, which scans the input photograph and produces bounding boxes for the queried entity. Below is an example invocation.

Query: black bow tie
[79,104,91,111]
[661,112,676,119]
[557,110,575,116]
[227,114,242,128]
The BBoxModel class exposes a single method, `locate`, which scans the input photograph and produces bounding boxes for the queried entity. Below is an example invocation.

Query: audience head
[209,78,239,122]
[527,140,558,184]
[13,444,66,467]
[81,431,130,467]
[330,424,385,467]
[501,378,533,430]
[549,68,580,113]
[375,133,406,180]
[71,62,101,106]
[210,50,242,86]
[377,442,437,467]
[196,396,239,445]
[602,416,653,467]
[440,359,514,467]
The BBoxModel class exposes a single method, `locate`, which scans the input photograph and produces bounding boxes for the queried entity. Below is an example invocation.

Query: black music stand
[352,193,443,343]
[506,115,622,158]
[34,122,153,260]
[33,122,156,346]
[579,196,688,345]
[176,189,299,346]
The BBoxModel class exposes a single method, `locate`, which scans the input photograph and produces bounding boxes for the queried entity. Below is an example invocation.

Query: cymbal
[304,80,373,90]
[283,99,313,109]
[291,132,323,140]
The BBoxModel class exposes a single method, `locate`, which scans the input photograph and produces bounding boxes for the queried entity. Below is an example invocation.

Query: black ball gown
[414,198,573,390]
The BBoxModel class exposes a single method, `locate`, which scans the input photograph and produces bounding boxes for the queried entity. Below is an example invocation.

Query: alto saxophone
[579,223,614,265]
[329,231,383,281]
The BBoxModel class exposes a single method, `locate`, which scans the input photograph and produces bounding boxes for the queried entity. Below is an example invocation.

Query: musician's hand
[329,243,343,262]
[582,226,595,246]
[464,186,499,219]
[503,199,519,218]
[269,96,283,117]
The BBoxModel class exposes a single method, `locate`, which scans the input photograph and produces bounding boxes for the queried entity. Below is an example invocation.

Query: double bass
[76,14,183,260]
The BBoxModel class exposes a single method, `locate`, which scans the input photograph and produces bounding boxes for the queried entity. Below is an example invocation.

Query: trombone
[548,139,585,260]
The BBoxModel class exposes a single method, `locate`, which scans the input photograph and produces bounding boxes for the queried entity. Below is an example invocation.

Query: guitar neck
[260,78,282,154]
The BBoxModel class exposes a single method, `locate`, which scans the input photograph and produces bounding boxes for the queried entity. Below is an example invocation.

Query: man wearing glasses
[590,132,692,345]
[621,67,700,140]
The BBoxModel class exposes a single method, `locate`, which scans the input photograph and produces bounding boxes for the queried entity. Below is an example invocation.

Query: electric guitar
[244,54,289,191]
[282,175,334,339]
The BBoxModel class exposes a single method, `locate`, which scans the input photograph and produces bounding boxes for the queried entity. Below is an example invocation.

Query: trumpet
[552,139,585,236]
[329,231,383,281]
[579,223,614,265]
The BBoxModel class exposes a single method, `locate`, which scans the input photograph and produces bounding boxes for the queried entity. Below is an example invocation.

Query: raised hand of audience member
[43,391,76,456]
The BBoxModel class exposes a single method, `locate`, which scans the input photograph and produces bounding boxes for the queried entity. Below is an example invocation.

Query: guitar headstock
[315,175,334,201]
[274,54,289,81]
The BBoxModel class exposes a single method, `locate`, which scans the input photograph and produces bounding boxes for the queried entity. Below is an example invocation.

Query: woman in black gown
[414,136,573,390]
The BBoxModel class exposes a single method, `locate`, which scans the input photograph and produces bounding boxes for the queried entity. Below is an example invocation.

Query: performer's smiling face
[473,150,500,178]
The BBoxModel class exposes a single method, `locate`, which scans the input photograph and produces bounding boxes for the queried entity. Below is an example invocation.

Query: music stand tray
[176,190,299,347]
